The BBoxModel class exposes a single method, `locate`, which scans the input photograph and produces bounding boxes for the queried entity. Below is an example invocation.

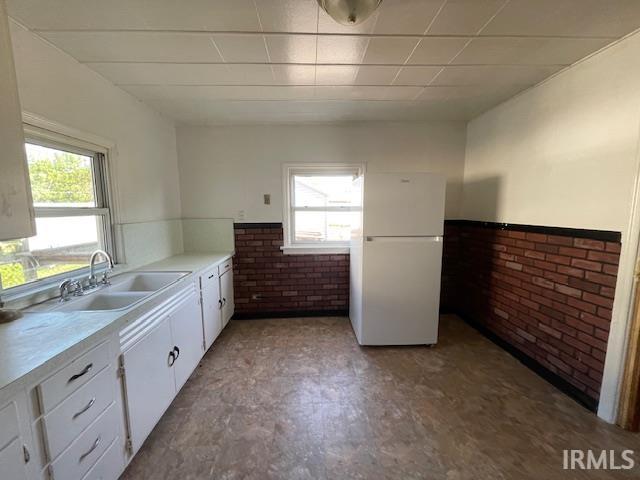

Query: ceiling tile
[394,66,442,86]
[315,65,359,85]
[265,35,317,63]
[354,66,400,85]
[316,35,369,64]
[272,65,316,84]
[314,86,419,101]
[7,0,262,31]
[406,38,470,65]
[431,65,563,87]
[427,0,507,35]
[482,0,640,37]
[254,0,318,33]
[453,37,614,65]
[212,34,269,63]
[39,32,223,62]
[123,85,316,101]
[361,37,420,64]
[373,0,444,34]
[87,63,231,85]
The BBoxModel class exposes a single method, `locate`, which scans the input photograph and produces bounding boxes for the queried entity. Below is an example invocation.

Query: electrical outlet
[263,194,271,205]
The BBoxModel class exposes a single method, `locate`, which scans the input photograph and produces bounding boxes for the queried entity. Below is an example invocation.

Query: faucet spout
[88,249,115,287]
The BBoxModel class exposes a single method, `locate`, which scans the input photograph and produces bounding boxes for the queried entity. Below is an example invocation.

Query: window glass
[0,139,111,292]
[293,175,353,208]
[0,217,101,290]
[27,143,96,207]
[293,211,352,243]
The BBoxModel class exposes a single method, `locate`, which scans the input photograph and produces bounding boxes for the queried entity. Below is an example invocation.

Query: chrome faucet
[88,249,115,288]
[59,279,83,302]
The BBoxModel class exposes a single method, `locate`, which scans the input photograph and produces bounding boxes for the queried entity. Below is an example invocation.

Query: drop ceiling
[7,0,640,124]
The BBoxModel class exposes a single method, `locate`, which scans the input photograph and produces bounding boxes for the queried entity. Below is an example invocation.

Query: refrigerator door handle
[365,236,443,243]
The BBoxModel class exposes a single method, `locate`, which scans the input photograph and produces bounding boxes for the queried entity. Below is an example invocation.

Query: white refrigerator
[350,172,446,346]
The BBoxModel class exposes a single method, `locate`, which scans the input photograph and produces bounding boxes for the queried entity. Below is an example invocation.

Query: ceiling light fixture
[317,0,383,26]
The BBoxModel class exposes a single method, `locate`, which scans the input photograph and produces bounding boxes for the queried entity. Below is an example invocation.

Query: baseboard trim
[233,309,348,320]
[455,311,598,412]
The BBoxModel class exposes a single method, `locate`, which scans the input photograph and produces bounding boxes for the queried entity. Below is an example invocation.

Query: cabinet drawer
[39,341,110,413]
[50,403,119,480]
[0,401,19,450]
[218,259,232,276]
[81,437,123,480]
[200,266,218,287]
[44,367,115,460]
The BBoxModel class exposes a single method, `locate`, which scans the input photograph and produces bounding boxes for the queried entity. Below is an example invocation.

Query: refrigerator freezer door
[360,236,442,345]
[363,173,445,237]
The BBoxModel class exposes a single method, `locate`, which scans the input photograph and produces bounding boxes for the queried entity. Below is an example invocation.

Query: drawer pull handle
[68,363,93,384]
[218,299,223,309]
[208,274,215,279]
[173,346,180,360]
[168,350,176,367]
[79,435,101,463]
[72,398,96,420]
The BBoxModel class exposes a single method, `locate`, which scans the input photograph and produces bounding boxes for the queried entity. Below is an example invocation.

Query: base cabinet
[0,437,28,480]
[200,267,222,351]
[170,293,205,391]
[121,317,175,454]
[121,289,203,454]
[220,269,234,328]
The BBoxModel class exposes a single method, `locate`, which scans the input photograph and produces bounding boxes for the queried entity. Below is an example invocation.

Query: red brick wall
[443,221,620,405]
[233,223,349,317]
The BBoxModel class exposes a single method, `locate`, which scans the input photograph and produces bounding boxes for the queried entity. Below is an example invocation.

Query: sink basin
[108,271,188,293]
[54,292,149,312]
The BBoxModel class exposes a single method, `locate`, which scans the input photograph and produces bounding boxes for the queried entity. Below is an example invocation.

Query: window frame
[281,163,363,255]
[0,124,116,302]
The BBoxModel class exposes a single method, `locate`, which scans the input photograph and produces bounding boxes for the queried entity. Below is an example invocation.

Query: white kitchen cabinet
[200,267,222,351]
[120,288,203,454]
[0,438,28,480]
[0,393,35,480]
[170,291,205,390]
[220,268,234,328]
[121,316,175,454]
[0,0,35,241]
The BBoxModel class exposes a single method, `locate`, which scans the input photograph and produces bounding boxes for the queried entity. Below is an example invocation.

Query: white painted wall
[9,21,182,224]
[461,31,640,424]
[177,122,467,222]
[462,33,640,232]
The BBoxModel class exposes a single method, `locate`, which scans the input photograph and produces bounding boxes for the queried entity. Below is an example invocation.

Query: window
[282,164,362,254]
[0,131,113,293]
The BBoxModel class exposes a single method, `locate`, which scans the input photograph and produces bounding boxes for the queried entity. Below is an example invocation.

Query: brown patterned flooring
[121,315,640,479]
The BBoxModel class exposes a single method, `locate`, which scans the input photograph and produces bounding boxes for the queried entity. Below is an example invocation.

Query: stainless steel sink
[108,271,188,293]
[53,292,149,312]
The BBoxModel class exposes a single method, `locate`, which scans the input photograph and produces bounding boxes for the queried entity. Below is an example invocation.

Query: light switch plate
[263,194,271,205]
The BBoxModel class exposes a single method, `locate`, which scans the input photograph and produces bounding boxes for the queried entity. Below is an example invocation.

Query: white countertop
[0,251,233,402]
[141,252,233,274]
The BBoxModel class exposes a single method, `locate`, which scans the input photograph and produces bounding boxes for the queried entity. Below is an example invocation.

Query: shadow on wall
[441,176,501,311]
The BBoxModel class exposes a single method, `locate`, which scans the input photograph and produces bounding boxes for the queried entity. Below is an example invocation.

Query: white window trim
[281,163,364,255]
[0,120,117,305]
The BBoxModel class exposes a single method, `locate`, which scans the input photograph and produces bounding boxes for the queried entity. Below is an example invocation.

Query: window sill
[280,245,350,255]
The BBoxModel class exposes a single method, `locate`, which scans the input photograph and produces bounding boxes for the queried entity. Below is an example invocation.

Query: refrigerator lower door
[360,236,442,346]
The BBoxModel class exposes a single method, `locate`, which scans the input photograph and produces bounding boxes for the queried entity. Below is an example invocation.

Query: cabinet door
[220,270,234,328]
[0,438,28,480]
[170,292,205,391]
[0,0,35,241]
[200,268,222,350]
[121,318,175,454]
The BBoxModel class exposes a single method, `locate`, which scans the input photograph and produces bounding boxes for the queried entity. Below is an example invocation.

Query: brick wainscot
[442,220,621,411]
[233,223,349,318]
